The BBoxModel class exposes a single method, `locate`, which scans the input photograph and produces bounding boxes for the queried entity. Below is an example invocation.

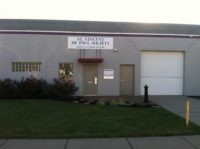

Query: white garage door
[141,51,183,95]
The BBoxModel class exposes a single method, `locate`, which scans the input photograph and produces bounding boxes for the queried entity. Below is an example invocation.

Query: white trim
[0,30,200,37]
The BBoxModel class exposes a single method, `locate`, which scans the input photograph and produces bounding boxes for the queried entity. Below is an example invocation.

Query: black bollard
[144,84,149,103]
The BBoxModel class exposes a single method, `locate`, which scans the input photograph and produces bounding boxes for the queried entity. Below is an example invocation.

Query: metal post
[185,100,190,127]
[144,84,149,103]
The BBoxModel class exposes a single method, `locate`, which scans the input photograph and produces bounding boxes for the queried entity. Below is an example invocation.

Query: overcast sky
[0,0,199,25]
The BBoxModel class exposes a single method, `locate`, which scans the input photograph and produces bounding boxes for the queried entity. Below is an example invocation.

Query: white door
[141,51,183,95]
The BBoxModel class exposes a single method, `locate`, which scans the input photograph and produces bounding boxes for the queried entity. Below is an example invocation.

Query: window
[12,62,42,72]
[59,63,73,80]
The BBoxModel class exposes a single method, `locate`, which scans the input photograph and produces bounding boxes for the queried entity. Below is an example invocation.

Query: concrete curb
[0,135,199,149]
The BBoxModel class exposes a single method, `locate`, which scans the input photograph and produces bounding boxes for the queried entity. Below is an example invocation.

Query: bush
[111,98,126,106]
[97,99,106,106]
[0,77,78,99]
[51,78,78,99]
[16,77,50,99]
[0,78,17,99]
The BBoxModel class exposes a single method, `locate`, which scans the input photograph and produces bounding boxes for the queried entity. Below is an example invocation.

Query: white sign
[104,69,114,79]
[68,36,113,49]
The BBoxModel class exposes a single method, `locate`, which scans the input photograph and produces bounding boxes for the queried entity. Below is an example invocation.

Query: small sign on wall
[104,69,114,79]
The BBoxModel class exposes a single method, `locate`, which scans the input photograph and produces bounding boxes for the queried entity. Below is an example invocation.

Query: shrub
[50,78,78,99]
[111,98,126,106]
[97,99,106,106]
[0,78,17,99]
[0,77,78,99]
[16,76,50,99]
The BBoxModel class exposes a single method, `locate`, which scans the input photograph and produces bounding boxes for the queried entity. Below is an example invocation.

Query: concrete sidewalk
[150,96,200,126]
[0,135,199,149]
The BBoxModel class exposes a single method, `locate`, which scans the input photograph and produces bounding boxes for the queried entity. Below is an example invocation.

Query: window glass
[12,62,42,72]
[59,63,73,80]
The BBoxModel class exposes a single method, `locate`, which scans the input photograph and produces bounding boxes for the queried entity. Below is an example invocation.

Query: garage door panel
[141,77,183,95]
[141,51,183,95]
[141,52,183,77]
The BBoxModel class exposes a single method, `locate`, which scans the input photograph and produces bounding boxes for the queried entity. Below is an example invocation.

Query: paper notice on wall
[104,69,114,79]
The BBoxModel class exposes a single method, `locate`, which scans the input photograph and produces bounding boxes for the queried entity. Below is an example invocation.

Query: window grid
[12,62,42,72]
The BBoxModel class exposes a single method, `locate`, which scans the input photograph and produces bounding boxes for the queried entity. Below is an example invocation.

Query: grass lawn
[189,96,200,100]
[0,100,200,138]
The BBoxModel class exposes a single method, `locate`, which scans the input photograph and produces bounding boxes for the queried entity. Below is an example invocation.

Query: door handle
[94,77,98,85]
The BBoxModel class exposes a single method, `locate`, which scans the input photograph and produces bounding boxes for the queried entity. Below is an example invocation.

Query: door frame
[119,64,135,96]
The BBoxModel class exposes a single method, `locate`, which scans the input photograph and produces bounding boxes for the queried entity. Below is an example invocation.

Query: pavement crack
[64,139,68,149]
[180,136,198,149]
[125,138,134,149]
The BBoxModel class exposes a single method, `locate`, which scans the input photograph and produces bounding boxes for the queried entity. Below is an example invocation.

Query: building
[0,19,200,96]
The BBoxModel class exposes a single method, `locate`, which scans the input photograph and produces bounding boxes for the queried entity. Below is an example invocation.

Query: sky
[0,0,199,25]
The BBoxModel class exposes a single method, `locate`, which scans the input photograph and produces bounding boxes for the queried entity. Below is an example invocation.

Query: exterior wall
[0,34,200,96]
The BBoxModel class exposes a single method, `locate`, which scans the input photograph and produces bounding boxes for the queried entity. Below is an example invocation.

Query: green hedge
[0,77,78,99]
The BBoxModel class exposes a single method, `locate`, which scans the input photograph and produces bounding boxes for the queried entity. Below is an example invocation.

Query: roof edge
[0,30,200,38]
[1,19,200,26]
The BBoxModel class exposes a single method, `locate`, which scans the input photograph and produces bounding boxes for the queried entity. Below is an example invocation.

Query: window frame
[12,62,42,72]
